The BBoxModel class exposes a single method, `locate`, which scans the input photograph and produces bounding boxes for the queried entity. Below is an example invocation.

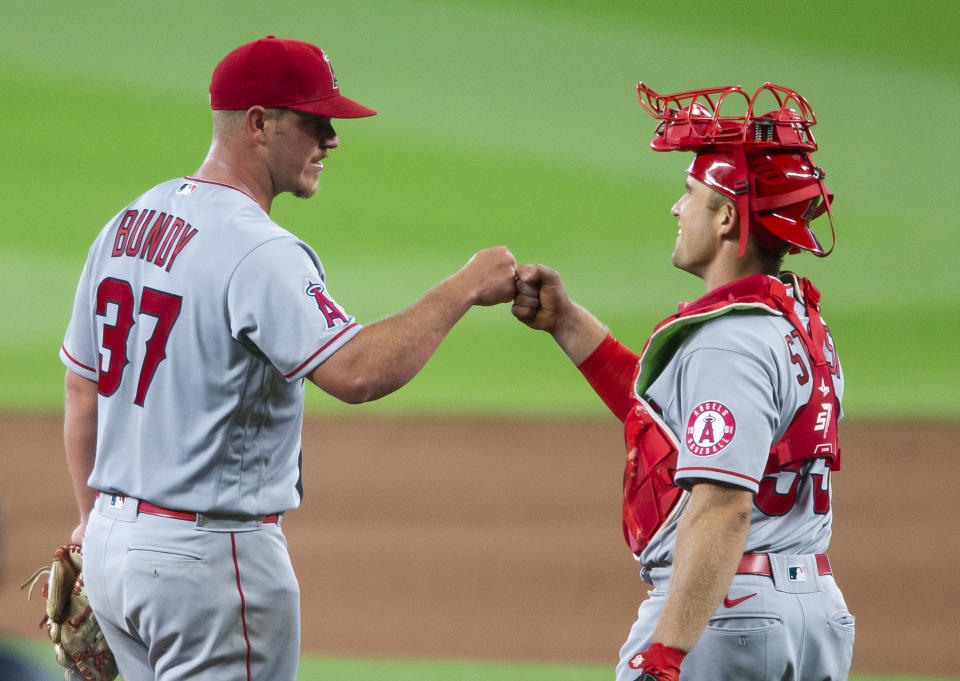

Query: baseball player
[512,82,855,680]
[59,36,516,681]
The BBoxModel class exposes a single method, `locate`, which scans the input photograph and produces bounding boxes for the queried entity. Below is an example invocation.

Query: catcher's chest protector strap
[622,273,839,554]
[765,276,841,473]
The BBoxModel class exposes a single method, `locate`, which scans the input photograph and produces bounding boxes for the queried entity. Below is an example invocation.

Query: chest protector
[622,273,841,555]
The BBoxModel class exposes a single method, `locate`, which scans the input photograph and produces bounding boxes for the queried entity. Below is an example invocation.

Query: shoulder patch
[686,401,736,456]
[305,280,349,328]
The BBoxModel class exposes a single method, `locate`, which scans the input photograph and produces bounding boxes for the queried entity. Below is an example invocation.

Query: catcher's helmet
[637,82,835,257]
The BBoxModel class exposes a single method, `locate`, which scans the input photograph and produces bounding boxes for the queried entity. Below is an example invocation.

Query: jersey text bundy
[110,208,198,272]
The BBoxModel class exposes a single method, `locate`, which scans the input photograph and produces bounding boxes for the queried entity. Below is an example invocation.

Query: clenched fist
[511,263,608,365]
[458,246,517,306]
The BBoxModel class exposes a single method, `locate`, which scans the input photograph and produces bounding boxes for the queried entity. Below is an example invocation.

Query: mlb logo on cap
[788,565,807,582]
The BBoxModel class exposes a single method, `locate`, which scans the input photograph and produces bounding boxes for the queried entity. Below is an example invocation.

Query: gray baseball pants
[616,554,855,681]
[83,494,300,681]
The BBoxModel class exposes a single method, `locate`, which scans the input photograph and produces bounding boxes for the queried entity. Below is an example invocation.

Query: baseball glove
[21,544,119,681]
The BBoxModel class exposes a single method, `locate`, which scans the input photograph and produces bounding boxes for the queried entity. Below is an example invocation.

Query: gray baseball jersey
[639,273,844,569]
[61,177,361,515]
[616,274,854,681]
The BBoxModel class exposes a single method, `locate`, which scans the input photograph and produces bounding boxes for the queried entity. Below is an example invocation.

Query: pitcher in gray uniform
[60,36,517,681]
[512,82,854,681]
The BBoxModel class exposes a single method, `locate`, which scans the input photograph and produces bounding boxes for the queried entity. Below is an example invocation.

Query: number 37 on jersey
[95,278,182,407]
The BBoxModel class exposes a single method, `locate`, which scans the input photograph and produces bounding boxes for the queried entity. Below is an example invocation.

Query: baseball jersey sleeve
[226,237,362,381]
[60,247,100,381]
[671,344,779,493]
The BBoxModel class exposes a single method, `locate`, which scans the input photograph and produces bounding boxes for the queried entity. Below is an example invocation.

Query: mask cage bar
[638,81,819,151]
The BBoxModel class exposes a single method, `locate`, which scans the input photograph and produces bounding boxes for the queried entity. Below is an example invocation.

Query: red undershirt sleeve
[576,333,641,422]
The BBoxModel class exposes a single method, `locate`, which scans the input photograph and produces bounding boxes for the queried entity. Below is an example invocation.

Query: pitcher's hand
[459,247,517,306]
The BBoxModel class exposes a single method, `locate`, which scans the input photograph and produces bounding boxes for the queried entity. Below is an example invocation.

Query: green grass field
[2,2,958,680]
[2,0,958,419]
[2,636,955,681]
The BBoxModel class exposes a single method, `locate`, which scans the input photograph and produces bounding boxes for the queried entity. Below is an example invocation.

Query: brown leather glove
[22,544,119,681]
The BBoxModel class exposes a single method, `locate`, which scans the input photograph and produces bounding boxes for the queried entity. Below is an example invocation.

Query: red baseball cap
[210,36,376,118]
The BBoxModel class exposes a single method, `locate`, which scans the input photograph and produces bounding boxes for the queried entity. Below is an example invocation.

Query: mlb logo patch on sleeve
[686,402,736,456]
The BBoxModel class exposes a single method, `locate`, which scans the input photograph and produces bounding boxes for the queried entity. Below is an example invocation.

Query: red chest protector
[622,273,841,554]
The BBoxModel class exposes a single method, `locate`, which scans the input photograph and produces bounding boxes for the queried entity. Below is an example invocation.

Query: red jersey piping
[285,323,359,378]
[61,346,96,373]
[674,466,760,485]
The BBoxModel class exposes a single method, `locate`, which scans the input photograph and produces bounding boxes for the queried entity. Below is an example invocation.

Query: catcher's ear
[716,200,737,236]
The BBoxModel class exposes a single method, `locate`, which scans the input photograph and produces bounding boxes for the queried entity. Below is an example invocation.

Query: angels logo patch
[305,281,349,328]
[686,401,736,456]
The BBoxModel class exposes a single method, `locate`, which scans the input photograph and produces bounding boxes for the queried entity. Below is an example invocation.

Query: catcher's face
[264,109,339,199]
[669,177,729,277]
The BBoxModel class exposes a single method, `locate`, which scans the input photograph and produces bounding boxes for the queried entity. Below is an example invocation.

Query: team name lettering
[111,208,198,273]
[691,402,729,418]
[685,401,736,456]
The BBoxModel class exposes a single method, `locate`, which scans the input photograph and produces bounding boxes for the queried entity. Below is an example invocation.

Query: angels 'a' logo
[686,401,736,456]
[306,281,348,328]
[323,53,339,90]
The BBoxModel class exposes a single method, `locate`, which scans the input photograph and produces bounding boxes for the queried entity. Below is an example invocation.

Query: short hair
[211,108,299,140]
[706,187,732,212]
[211,109,246,139]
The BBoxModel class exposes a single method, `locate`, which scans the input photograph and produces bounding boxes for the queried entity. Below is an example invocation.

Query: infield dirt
[1,414,957,677]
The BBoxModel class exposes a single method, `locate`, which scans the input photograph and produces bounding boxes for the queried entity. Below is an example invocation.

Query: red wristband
[577,333,640,422]
[627,642,687,681]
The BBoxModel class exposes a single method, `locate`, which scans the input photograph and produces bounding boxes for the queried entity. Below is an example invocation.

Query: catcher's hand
[627,642,687,681]
[21,544,119,681]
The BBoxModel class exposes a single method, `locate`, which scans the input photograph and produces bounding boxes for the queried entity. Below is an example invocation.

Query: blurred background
[1,2,958,679]
[1,0,957,419]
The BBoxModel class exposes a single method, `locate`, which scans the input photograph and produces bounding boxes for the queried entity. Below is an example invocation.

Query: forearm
[551,300,609,365]
[512,264,635,418]
[63,371,98,529]
[311,272,476,402]
[653,483,752,651]
[512,263,607,364]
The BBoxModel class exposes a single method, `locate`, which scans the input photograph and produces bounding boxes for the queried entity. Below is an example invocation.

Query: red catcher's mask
[637,82,835,257]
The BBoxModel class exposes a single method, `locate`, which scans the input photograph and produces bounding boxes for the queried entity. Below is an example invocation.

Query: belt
[736,553,832,577]
[98,493,279,524]
[138,501,280,524]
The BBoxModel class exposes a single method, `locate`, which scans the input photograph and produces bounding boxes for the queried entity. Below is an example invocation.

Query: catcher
[22,544,118,681]
[512,81,855,680]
